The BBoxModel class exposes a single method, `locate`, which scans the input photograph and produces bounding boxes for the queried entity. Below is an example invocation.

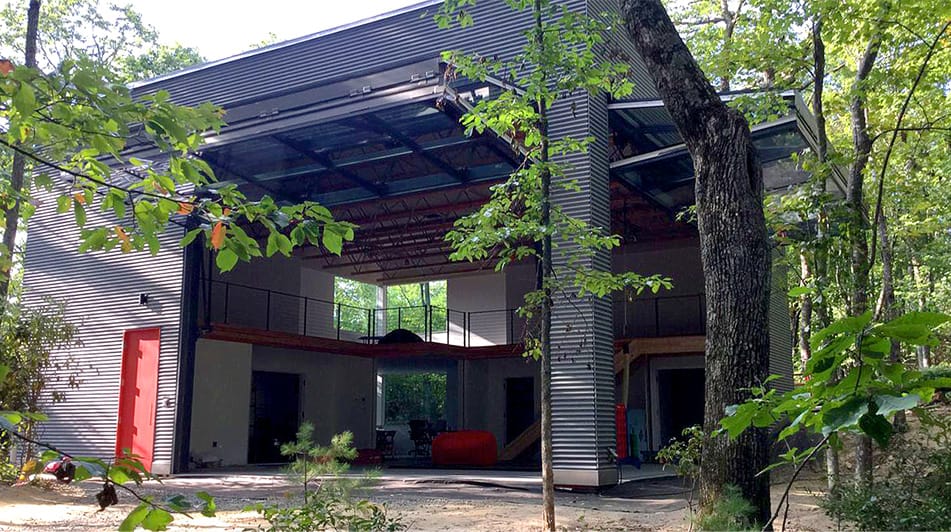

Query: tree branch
[869,20,951,269]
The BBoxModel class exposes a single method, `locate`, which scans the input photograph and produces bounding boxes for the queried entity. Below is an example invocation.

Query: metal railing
[200,279,521,346]
[613,293,706,338]
[201,279,707,346]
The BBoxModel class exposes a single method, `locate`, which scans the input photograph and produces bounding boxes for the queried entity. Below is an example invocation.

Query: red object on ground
[353,448,383,466]
[432,430,498,467]
[615,404,628,460]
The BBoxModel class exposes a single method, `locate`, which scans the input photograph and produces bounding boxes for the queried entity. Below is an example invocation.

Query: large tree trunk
[621,0,772,524]
[0,0,41,308]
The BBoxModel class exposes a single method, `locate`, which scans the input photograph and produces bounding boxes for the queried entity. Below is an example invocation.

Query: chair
[375,429,396,458]
[408,420,433,457]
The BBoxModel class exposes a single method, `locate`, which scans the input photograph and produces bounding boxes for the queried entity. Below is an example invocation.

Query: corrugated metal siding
[20,184,185,473]
[548,83,616,481]
[131,1,657,112]
[768,256,794,392]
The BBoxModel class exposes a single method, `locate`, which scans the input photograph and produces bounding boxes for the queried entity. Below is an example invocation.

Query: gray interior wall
[252,346,376,449]
[461,357,539,451]
[189,340,252,465]
[20,186,185,474]
[447,272,507,345]
[612,239,705,338]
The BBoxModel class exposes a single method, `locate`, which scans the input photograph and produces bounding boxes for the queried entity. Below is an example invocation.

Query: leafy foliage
[0,54,353,272]
[691,484,757,532]
[382,373,446,424]
[820,419,951,531]
[0,302,78,468]
[656,425,704,513]
[436,0,672,359]
[720,311,950,451]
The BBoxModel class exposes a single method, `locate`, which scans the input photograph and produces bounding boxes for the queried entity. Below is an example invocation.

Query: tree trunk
[799,252,813,373]
[909,256,931,368]
[810,15,841,491]
[847,30,884,489]
[0,0,41,308]
[534,2,555,530]
[621,0,772,524]
[875,211,906,429]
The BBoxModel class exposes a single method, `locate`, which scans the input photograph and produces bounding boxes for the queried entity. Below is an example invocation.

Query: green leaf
[56,195,71,214]
[179,228,201,248]
[858,413,893,447]
[822,398,868,434]
[141,508,173,531]
[874,394,920,417]
[13,82,36,115]
[812,312,872,347]
[196,491,216,517]
[0,364,9,383]
[108,467,132,485]
[215,248,239,272]
[265,231,280,257]
[119,503,150,531]
[322,227,343,254]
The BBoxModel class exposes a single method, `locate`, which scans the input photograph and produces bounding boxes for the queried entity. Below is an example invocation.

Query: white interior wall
[189,340,253,466]
[252,346,376,449]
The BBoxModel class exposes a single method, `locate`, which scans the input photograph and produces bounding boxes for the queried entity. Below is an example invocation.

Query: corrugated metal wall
[769,256,794,392]
[20,184,185,474]
[131,1,657,111]
[548,81,618,485]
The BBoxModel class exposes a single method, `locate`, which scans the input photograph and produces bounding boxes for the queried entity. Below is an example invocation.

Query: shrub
[250,423,404,532]
[820,421,951,531]
[692,484,756,531]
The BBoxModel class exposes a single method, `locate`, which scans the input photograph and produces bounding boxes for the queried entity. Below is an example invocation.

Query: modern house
[20,0,829,488]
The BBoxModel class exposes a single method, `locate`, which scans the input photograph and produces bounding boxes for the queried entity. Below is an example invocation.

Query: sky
[129,0,424,62]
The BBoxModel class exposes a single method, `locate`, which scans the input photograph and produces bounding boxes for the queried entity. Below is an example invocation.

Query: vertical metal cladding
[768,255,794,392]
[548,86,617,486]
[20,183,185,474]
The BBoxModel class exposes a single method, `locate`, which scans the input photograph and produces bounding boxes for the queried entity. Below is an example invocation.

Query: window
[381,372,447,425]
[385,280,447,335]
[333,277,377,334]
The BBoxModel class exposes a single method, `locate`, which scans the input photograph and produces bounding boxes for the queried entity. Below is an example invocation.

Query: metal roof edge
[129,0,444,90]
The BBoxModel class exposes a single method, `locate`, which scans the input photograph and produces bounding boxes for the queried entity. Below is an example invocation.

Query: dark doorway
[248,371,301,464]
[505,377,535,444]
[656,368,705,446]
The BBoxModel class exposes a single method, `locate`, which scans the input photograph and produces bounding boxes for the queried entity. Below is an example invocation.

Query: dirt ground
[0,472,834,531]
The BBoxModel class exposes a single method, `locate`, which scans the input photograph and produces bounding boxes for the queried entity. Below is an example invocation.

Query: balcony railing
[199,279,522,347]
[613,293,706,338]
[200,279,707,347]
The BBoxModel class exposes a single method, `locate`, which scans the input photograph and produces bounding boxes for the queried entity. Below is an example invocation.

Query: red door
[116,328,161,471]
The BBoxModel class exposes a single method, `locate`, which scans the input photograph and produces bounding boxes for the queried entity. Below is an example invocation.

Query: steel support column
[549,91,618,489]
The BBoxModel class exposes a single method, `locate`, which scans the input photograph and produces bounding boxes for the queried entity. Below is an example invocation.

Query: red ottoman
[432,430,498,467]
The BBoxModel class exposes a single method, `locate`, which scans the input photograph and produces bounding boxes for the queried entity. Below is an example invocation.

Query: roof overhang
[608,91,847,212]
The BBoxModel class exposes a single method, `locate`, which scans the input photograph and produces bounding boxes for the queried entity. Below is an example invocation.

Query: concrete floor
[174,462,674,491]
